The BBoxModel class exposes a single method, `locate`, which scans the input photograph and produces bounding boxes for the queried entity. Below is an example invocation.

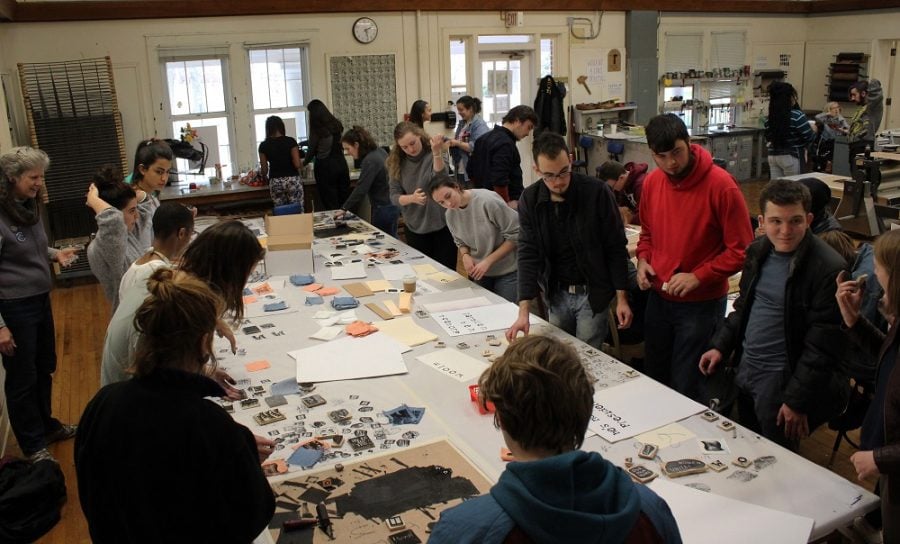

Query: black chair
[827,379,873,466]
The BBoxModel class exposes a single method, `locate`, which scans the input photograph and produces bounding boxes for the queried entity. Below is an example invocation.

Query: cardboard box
[263,213,315,275]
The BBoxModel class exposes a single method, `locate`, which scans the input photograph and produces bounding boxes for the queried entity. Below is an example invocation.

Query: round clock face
[353,17,378,44]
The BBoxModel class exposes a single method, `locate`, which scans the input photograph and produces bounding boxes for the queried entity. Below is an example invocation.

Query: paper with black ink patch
[348,434,375,451]
[698,438,730,454]
[242,325,261,335]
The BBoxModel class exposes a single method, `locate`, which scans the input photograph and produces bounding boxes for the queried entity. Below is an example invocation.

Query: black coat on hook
[534,75,567,137]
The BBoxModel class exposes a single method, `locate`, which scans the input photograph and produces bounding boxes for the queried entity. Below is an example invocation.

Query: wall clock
[353,17,378,44]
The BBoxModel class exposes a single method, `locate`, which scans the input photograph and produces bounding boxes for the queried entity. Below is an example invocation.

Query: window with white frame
[249,46,310,167]
[450,38,467,101]
[710,31,746,70]
[540,37,554,77]
[163,55,234,178]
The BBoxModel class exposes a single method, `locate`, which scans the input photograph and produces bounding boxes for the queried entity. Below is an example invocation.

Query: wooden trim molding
[7,0,900,23]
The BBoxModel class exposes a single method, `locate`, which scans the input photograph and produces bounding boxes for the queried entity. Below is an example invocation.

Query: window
[540,38,553,77]
[707,81,737,126]
[450,38,467,100]
[664,33,703,73]
[164,57,233,178]
[478,35,531,44]
[249,46,310,163]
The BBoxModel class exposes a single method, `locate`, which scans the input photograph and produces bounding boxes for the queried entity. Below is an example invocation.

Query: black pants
[0,293,61,455]
[403,226,458,271]
[314,155,351,211]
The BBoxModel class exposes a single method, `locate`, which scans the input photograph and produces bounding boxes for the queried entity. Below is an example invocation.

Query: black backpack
[0,457,67,543]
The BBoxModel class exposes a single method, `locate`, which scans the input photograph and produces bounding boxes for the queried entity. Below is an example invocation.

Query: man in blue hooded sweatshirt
[430,335,682,543]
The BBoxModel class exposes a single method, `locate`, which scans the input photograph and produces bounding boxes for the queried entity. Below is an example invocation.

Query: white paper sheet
[416,349,489,382]
[431,303,530,337]
[588,377,706,442]
[377,263,417,281]
[330,262,368,280]
[290,333,410,383]
[423,296,493,313]
[649,479,814,544]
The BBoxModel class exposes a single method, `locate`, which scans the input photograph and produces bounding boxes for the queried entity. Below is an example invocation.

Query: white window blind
[707,81,737,100]
[664,33,703,73]
[710,31,746,69]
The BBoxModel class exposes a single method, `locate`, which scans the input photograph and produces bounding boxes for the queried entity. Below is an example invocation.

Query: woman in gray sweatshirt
[86,165,142,311]
[430,177,519,302]
[386,122,457,270]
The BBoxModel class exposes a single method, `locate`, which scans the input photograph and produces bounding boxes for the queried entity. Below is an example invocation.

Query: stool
[274,202,302,215]
[572,135,595,175]
[607,141,625,162]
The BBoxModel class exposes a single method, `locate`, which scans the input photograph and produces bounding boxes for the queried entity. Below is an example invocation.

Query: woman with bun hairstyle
[338,125,399,237]
[86,165,143,310]
[449,96,489,185]
[77,268,275,543]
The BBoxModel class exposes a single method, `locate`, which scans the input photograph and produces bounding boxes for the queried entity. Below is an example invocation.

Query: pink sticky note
[252,282,274,295]
[315,287,340,296]
[302,283,324,292]
[245,360,271,372]
[242,295,258,304]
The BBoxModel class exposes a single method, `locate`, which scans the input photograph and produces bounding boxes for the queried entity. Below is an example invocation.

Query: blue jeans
[476,271,517,303]
[0,293,61,454]
[644,291,725,403]
[371,204,400,239]
[546,288,609,349]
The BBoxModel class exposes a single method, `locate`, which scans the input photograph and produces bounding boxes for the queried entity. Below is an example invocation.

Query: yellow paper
[365,280,392,292]
[413,264,439,277]
[371,316,438,347]
[634,422,695,449]
[383,300,403,317]
[427,271,461,284]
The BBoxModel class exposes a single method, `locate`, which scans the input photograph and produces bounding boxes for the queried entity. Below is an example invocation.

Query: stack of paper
[289,333,410,383]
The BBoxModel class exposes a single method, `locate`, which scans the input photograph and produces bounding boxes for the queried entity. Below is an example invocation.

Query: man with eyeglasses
[636,114,753,403]
[507,132,632,349]
[466,105,539,209]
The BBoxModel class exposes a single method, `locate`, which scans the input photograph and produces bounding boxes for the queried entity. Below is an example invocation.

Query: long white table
[207,213,877,543]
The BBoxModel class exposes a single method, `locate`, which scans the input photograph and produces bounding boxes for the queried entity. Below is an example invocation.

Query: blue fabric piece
[289,274,316,286]
[263,300,288,312]
[270,378,300,397]
[430,450,682,544]
[331,296,359,310]
[242,287,253,296]
[305,295,324,306]
[287,446,324,469]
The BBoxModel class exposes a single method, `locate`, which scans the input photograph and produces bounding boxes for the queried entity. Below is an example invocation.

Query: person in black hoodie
[305,99,351,210]
[75,268,274,543]
[430,335,681,543]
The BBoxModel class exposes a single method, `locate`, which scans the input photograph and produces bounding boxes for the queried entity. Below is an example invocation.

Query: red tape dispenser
[468,384,495,415]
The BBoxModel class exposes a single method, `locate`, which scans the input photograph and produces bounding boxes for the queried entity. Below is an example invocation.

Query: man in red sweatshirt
[636,114,753,402]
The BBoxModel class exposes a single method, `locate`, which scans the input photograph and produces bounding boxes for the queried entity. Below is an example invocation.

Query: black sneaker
[27,448,57,464]
[45,423,77,444]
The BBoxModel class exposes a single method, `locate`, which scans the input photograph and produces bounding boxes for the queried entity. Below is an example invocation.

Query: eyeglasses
[540,168,572,182]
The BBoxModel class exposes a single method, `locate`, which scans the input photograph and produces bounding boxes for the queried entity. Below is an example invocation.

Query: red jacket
[636,144,752,302]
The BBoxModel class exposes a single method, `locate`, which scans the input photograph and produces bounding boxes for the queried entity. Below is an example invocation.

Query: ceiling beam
[7,0,900,22]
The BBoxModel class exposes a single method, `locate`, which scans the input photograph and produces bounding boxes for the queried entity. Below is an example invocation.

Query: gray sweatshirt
[389,149,448,234]
[445,189,519,277]
[0,209,58,329]
[128,193,157,260]
[88,207,144,310]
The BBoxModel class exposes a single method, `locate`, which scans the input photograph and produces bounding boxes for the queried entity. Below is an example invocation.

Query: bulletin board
[329,54,398,146]
[569,48,628,105]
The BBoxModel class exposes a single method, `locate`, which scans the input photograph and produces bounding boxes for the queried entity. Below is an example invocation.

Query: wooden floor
[11,180,877,542]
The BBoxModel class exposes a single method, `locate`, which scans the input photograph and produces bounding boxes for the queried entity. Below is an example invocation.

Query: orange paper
[245,359,271,372]
[345,320,378,337]
[252,282,274,295]
[302,283,324,292]
[242,295,258,304]
[315,287,340,296]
